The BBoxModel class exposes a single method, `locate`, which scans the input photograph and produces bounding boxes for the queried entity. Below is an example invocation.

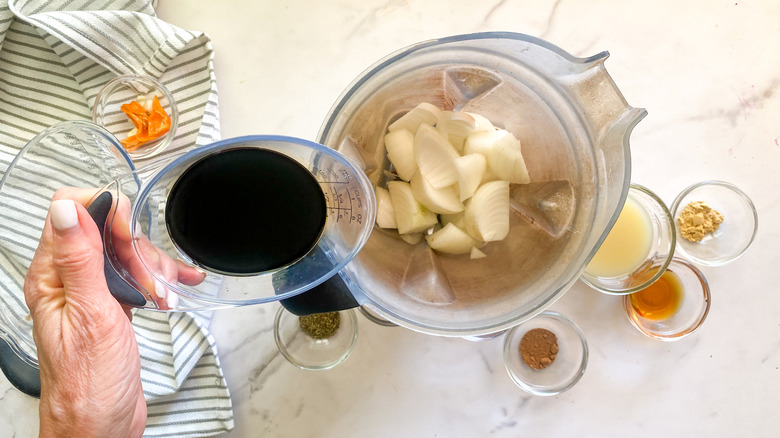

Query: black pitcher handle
[87,191,148,307]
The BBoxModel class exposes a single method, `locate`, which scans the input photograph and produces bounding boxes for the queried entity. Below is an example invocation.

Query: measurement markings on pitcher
[65,132,100,174]
[321,181,361,224]
[327,185,348,223]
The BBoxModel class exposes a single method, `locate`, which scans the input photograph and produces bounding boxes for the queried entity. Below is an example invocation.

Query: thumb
[49,199,110,303]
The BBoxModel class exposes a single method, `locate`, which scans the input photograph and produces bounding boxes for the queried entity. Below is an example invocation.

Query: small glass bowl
[623,258,710,341]
[670,181,758,266]
[581,184,676,295]
[274,307,358,370]
[92,74,178,160]
[503,311,588,396]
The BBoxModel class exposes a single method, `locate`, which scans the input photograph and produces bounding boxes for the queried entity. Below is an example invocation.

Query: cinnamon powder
[519,328,558,370]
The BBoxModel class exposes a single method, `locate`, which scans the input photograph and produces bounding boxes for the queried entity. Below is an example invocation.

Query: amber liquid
[629,270,684,321]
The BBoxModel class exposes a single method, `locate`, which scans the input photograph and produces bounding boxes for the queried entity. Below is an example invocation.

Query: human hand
[41,186,206,310]
[98,185,206,310]
[24,193,146,438]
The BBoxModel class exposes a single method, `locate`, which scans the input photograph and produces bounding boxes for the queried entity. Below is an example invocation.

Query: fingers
[52,186,134,242]
[104,189,134,243]
[50,187,207,311]
[120,232,206,287]
[24,190,104,314]
[176,261,207,286]
[48,199,110,304]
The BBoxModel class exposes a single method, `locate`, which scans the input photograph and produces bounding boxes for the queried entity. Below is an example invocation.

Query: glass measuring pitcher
[0,122,376,313]
[105,134,375,310]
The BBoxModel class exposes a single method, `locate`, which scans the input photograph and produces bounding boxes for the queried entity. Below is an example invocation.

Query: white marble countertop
[3,0,779,437]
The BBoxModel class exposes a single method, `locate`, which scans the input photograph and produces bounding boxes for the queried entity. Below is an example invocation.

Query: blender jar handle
[0,337,40,398]
[280,272,360,316]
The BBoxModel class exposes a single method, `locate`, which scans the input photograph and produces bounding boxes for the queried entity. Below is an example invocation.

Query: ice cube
[509,180,576,238]
[400,244,456,305]
[335,136,377,174]
[443,67,502,110]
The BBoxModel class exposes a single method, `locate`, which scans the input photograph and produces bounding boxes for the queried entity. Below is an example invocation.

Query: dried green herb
[299,312,340,339]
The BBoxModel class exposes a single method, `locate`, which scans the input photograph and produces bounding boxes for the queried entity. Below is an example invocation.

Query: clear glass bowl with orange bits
[92,74,177,160]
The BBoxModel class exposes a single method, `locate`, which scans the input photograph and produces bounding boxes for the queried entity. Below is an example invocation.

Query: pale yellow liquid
[585,196,653,278]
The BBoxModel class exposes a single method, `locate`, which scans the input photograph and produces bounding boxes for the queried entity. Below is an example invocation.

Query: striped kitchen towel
[0,1,233,436]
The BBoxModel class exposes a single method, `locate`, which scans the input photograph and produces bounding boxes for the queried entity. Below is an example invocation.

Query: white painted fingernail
[166,291,179,309]
[50,200,79,231]
[134,221,142,240]
[154,279,167,299]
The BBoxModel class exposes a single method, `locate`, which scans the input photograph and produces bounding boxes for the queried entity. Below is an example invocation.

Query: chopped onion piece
[375,186,397,229]
[425,223,478,254]
[470,247,487,259]
[454,153,487,202]
[388,102,441,133]
[384,129,417,181]
[464,129,504,158]
[464,180,510,242]
[414,124,460,189]
[466,112,495,130]
[410,172,464,215]
[387,181,438,234]
[437,111,482,153]
[487,131,530,184]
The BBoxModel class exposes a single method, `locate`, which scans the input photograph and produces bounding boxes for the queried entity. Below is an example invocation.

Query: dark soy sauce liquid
[165,148,327,275]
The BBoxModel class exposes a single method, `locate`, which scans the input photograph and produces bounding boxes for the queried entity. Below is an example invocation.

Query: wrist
[38,389,99,438]
[38,384,146,438]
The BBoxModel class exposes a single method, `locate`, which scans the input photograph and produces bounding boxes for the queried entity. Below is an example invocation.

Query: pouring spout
[581,50,610,65]
[558,54,647,143]
[558,55,648,266]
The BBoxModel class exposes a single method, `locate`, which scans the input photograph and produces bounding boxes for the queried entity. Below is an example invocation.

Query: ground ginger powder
[677,201,724,242]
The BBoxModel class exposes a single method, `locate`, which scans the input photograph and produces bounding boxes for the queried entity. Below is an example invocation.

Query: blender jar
[310,32,647,336]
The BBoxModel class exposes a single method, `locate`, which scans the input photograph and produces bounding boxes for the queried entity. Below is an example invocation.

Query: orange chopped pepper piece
[120,95,172,151]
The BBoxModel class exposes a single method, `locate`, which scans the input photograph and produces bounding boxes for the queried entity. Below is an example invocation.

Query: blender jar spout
[558,54,648,145]
[558,56,648,264]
